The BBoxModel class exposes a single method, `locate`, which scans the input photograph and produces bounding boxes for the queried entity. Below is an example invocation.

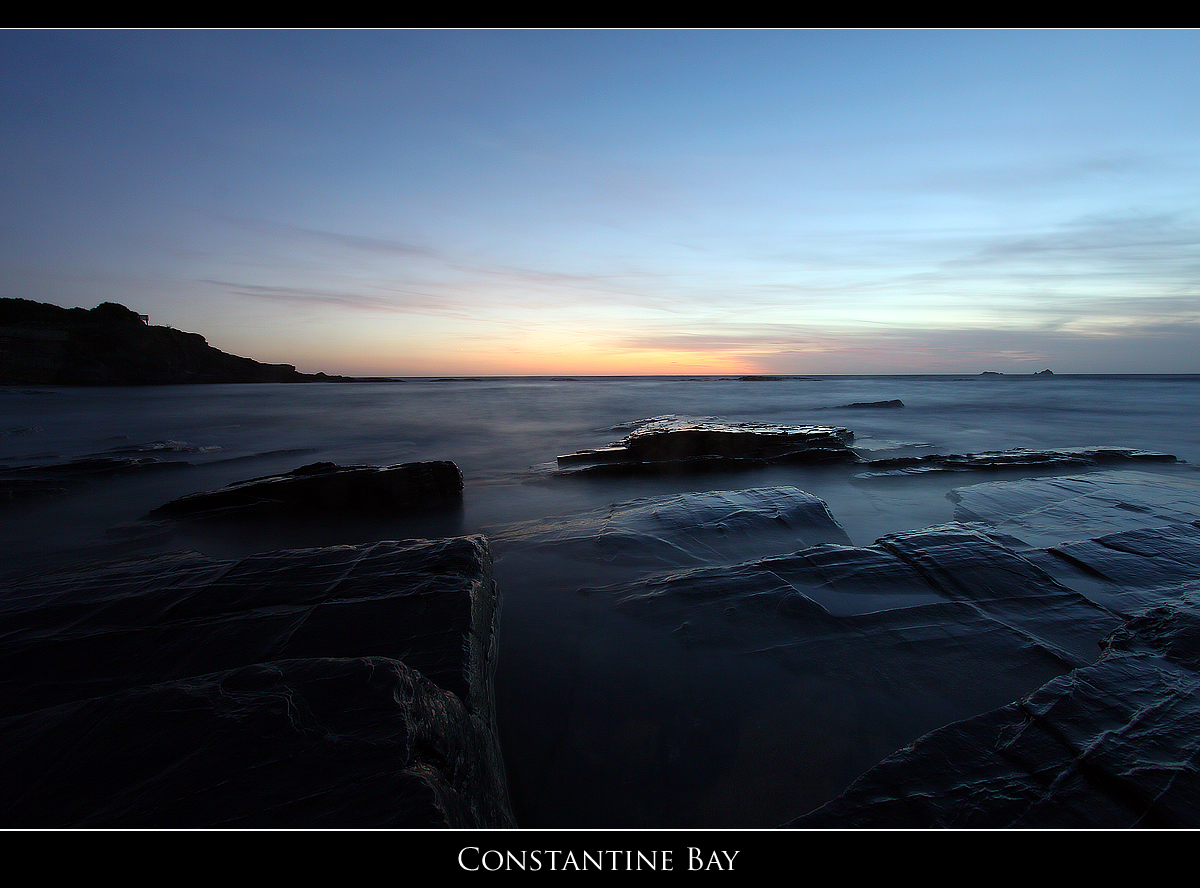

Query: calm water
[3,374,1199,826]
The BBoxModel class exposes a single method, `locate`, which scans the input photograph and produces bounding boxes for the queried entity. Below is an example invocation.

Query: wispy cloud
[962,211,1200,266]
[219,217,438,258]
[199,279,475,319]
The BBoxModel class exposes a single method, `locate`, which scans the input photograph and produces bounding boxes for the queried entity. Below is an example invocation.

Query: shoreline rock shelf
[787,537,1200,827]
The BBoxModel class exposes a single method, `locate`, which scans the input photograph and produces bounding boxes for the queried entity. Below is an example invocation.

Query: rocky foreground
[3,420,1200,828]
[0,535,512,828]
[496,466,1200,827]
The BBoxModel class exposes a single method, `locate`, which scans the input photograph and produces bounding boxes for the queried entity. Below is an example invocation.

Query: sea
[3,373,1199,828]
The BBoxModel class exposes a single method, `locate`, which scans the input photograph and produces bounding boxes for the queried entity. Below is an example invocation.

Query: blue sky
[2,29,1198,375]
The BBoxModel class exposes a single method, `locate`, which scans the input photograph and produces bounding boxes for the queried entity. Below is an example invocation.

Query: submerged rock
[147,460,463,520]
[0,536,513,828]
[556,418,856,476]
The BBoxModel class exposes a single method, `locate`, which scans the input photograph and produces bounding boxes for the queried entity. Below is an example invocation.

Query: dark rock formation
[786,527,1200,828]
[555,416,1174,482]
[0,536,513,828]
[602,522,1120,681]
[0,297,350,385]
[147,460,463,520]
[602,516,1200,827]
[831,399,904,409]
[778,471,1200,827]
[556,418,857,476]
[857,446,1176,479]
[494,468,1200,827]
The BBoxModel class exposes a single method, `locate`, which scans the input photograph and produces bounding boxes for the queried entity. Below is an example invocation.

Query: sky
[2,28,1199,376]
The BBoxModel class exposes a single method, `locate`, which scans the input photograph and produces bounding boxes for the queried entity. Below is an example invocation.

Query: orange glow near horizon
[214,319,1082,379]
[303,343,757,378]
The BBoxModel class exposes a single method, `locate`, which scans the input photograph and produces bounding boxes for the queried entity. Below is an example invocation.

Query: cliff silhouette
[0,299,348,385]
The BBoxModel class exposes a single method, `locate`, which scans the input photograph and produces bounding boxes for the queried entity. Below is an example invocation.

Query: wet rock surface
[490,484,1135,826]
[492,467,1200,827]
[787,587,1200,828]
[7,431,1199,828]
[594,522,1122,739]
[553,416,1175,482]
[146,460,464,520]
[491,486,852,573]
[857,446,1176,479]
[0,536,513,828]
[782,471,1200,827]
[555,418,858,476]
[949,469,1200,549]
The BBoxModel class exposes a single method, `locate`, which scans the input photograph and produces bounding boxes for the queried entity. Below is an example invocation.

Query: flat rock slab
[787,592,1200,828]
[604,523,1120,695]
[858,447,1176,479]
[491,486,852,575]
[949,469,1200,549]
[556,418,857,476]
[1053,523,1200,591]
[0,536,513,828]
[1040,521,1200,621]
[146,460,463,519]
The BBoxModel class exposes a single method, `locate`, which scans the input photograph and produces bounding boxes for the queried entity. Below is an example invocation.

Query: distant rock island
[980,369,1055,376]
[0,298,349,385]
